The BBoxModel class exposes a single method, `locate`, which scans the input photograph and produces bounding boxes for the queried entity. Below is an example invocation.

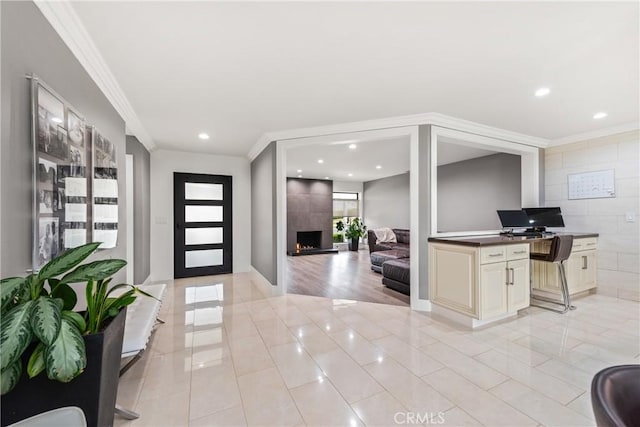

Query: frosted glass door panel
[185,205,223,222]
[185,227,223,245]
[185,183,223,200]
[185,249,223,268]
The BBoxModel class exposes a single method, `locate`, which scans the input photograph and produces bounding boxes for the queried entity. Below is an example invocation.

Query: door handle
[582,256,587,270]
[506,267,514,286]
[510,268,515,285]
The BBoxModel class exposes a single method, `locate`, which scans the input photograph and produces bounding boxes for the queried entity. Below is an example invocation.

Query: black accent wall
[286,178,333,253]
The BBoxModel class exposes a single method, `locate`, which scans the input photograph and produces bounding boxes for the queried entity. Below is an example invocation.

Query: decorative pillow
[374,228,397,244]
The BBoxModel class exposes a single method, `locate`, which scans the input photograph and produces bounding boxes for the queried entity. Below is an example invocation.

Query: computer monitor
[497,210,530,228]
[523,207,565,231]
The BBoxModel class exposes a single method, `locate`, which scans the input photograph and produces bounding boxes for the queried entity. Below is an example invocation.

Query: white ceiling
[286,137,410,182]
[71,1,639,156]
[286,135,503,182]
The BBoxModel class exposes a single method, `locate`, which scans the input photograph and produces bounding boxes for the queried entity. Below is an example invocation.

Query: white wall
[545,130,639,301]
[150,149,251,281]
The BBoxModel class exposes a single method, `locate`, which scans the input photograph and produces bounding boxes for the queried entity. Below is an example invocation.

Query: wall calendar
[568,169,615,200]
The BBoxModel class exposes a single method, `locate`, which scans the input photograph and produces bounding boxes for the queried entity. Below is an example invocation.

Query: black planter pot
[349,238,359,251]
[1,308,126,427]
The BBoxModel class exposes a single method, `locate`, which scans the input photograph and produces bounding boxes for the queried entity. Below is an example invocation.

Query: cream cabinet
[430,243,530,321]
[531,237,598,298]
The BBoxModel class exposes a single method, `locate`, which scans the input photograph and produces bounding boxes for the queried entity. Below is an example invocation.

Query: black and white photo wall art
[34,82,89,270]
[93,129,118,249]
[31,77,118,270]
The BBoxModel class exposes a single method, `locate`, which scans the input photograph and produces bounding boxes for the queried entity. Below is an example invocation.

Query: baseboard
[411,299,432,312]
[249,266,283,297]
[430,303,516,329]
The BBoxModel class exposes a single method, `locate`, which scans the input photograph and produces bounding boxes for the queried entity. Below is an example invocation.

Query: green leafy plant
[0,242,148,395]
[337,218,367,240]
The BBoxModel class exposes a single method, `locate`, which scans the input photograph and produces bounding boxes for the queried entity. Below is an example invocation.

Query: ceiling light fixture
[297,174,303,178]
[317,159,324,164]
[324,176,330,180]
[593,112,608,119]
[348,173,353,177]
[297,169,302,173]
[376,165,382,169]
[198,133,210,140]
[535,87,550,97]
[348,144,357,150]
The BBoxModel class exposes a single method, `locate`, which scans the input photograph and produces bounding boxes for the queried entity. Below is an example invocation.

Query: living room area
[284,135,412,306]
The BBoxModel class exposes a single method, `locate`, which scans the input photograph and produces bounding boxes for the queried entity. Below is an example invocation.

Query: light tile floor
[115,272,640,427]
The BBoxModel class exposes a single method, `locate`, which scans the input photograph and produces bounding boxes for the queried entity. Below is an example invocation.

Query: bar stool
[530,235,575,313]
[591,365,640,427]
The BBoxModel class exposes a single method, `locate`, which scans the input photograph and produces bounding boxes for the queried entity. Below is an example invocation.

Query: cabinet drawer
[507,244,530,260]
[480,246,506,264]
[572,237,597,252]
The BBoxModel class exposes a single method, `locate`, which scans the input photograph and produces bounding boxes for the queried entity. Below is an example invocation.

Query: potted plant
[1,242,149,427]
[336,218,367,251]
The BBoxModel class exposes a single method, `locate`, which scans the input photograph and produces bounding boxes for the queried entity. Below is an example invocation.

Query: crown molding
[247,112,549,161]
[548,122,640,147]
[34,1,155,151]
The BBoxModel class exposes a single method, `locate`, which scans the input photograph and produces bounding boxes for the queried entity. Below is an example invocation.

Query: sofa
[367,228,410,295]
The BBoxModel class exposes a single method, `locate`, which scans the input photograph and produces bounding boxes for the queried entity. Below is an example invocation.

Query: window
[333,192,359,242]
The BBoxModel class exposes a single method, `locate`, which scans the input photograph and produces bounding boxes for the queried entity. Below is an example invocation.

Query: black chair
[530,235,575,313]
[591,365,640,427]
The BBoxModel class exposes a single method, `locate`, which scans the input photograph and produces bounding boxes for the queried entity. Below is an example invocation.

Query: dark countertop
[428,232,599,247]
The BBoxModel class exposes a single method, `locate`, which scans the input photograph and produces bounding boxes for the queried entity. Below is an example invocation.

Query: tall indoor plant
[336,218,367,251]
[1,242,148,426]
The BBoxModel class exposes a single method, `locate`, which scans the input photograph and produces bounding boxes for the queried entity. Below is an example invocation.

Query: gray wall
[250,142,277,285]
[417,125,432,299]
[286,178,333,252]
[126,135,150,284]
[363,172,410,230]
[0,1,127,280]
[437,153,521,232]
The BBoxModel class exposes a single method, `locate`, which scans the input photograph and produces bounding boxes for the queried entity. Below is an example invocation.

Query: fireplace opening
[297,231,321,251]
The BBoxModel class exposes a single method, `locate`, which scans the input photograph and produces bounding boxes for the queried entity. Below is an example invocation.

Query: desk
[427,233,598,328]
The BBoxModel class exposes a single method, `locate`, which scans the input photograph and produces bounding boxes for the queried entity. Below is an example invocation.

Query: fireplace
[297,231,321,250]
[286,178,338,256]
[287,230,338,256]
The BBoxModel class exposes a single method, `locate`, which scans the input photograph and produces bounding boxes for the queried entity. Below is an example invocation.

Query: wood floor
[286,249,409,306]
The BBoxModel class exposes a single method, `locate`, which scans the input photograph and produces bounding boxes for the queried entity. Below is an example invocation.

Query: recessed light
[348,173,353,177]
[535,87,550,97]
[324,176,330,180]
[297,169,302,173]
[297,174,303,178]
[376,165,382,169]
[348,144,357,150]
[198,133,210,140]
[51,117,63,124]
[593,112,608,119]
[317,159,324,164]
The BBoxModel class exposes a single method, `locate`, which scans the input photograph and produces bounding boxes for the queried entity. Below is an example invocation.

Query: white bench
[114,283,167,420]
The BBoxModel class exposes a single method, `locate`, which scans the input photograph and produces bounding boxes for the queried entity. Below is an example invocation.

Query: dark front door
[174,173,232,278]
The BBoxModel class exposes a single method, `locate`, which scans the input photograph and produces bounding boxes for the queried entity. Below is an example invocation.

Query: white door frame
[125,154,134,284]
[274,126,429,310]
[429,126,540,237]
